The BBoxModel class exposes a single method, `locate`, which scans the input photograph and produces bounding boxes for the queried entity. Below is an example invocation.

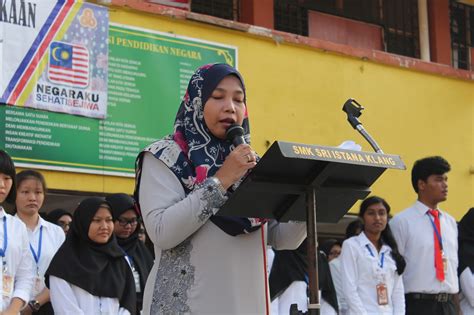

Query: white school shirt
[0,207,34,311]
[389,200,458,294]
[340,232,405,315]
[271,280,337,315]
[21,216,65,299]
[459,267,474,313]
[49,276,130,315]
[329,257,348,315]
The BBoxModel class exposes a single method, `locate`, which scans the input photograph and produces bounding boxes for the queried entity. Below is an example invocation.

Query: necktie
[428,209,445,282]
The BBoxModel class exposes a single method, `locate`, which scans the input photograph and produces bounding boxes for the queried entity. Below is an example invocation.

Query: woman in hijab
[320,239,342,263]
[458,207,474,313]
[46,209,72,235]
[269,239,339,314]
[46,197,136,315]
[106,193,153,313]
[135,63,306,314]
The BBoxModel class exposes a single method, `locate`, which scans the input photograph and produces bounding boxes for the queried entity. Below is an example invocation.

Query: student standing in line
[329,218,364,315]
[0,150,34,314]
[458,207,474,314]
[15,170,65,314]
[46,197,136,315]
[389,156,459,315]
[46,209,72,236]
[321,239,342,262]
[341,196,406,315]
[106,193,153,314]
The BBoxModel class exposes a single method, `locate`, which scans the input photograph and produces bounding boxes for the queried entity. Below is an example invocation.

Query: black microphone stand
[290,99,385,315]
[342,98,384,154]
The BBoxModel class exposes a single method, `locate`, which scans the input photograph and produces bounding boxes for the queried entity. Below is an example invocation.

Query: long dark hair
[359,196,406,275]
[0,150,17,204]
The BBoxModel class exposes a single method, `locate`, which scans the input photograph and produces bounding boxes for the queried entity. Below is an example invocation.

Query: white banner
[0,0,109,119]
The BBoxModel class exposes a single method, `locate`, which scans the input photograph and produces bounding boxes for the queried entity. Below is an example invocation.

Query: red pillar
[240,0,274,29]
[427,0,452,65]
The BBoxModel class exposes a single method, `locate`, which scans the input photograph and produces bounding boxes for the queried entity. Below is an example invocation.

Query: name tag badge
[33,276,43,296]
[2,273,14,299]
[376,283,389,306]
[442,252,448,273]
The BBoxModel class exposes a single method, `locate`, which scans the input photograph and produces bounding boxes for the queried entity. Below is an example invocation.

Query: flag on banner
[48,41,90,88]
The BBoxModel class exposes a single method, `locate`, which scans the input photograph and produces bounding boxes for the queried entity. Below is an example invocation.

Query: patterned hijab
[135,63,263,236]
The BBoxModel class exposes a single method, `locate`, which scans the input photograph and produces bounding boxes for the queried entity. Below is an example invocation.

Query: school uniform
[49,276,130,315]
[389,201,458,315]
[46,198,136,315]
[340,232,405,315]
[0,207,34,311]
[458,208,474,314]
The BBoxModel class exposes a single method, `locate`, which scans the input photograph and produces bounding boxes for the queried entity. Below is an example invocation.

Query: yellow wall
[44,8,473,219]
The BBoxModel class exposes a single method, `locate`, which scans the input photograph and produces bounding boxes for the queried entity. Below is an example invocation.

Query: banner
[0,23,237,176]
[0,0,109,119]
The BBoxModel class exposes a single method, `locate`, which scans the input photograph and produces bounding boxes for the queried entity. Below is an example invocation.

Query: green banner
[1,23,237,176]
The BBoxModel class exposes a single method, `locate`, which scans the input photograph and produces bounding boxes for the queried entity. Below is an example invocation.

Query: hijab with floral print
[135,63,264,236]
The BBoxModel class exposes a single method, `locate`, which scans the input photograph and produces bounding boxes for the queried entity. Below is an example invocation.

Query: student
[390,156,458,315]
[458,207,474,314]
[46,197,136,315]
[321,239,342,262]
[46,209,72,235]
[0,150,34,314]
[106,193,153,314]
[15,170,65,314]
[329,220,363,315]
[341,196,406,314]
[269,239,339,315]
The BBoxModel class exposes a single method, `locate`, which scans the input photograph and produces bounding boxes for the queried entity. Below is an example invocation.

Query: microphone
[225,124,246,147]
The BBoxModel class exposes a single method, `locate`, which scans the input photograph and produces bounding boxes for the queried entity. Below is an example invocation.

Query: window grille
[191,0,239,21]
[274,0,420,58]
[450,0,473,70]
[274,0,308,36]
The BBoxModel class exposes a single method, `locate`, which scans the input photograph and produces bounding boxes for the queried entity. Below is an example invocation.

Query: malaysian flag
[48,41,89,88]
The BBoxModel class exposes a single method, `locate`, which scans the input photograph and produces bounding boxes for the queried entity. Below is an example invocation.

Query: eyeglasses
[116,217,140,227]
[58,221,71,229]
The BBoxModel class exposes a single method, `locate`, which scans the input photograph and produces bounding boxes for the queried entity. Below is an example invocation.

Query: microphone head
[225,124,244,142]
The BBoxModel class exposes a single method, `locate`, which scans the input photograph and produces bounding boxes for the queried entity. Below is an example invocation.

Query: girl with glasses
[106,193,153,314]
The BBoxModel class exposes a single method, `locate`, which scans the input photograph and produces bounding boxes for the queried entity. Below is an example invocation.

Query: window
[274,0,308,36]
[191,0,239,21]
[450,1,473,70]
[274,0,420,59]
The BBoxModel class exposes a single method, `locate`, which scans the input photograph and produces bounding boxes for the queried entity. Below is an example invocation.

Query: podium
[219,141,405,314]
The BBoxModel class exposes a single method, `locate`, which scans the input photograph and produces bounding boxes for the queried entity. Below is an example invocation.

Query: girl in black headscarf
[269,239,339,314]
[46,197,136,315]
[458,207,474,313]
[105,193,153,314]
[46,208,73,235]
